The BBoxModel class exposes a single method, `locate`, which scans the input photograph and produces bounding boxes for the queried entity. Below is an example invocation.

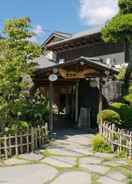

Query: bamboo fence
[0,123,48,160]
[99,122,132,159]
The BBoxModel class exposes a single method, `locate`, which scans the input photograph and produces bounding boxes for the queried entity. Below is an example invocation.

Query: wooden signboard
[59,68,96,79]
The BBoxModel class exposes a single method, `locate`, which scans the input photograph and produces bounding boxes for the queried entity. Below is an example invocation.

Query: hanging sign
[59,68,96,79]
[48,74,58,82]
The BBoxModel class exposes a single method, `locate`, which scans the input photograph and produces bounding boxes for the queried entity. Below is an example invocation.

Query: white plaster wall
[99,52,125,68]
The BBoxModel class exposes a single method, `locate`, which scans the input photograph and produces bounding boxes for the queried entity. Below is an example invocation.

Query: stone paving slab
[103,160,122,167]
[52,142,92,154]
[80,156,103,165]
[18,153,44,161]
[94,152,115,159]
[0,130,130,184]
[65,136,92,146]
[41,156,76,168]
[115,159,128,166]
[4,157,29,166]
[47,147,83,156]
[67,147,93,156]
[107,171,127,182]
[51,171,91,184]
[98,176,125,184]
[80,163,110,175]
[0,164,58,184]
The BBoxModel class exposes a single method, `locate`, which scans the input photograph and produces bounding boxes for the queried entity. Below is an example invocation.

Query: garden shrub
[0,89,50,134]
[124,94,132,105]
[97,109,121,125]
[115,149,128,158]
[13,90,50,127]
[116,66,127,80]
[91,134,112,153]
[4,121,29,135]
[110,102,132,128]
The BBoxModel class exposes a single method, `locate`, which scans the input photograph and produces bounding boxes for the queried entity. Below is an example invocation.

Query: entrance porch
[34,56,117,131]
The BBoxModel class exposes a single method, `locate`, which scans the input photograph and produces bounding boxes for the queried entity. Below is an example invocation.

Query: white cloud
[33,25,45,35]
[79,0,118,27]
[30,25,45,43]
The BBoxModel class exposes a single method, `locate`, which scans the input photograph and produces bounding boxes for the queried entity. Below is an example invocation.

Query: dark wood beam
[56,41,103,53]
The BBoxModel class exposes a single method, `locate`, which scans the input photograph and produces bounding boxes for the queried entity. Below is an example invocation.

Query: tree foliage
[102,0,132,43]
[0,17,43,133]
[102,0,132,83]
[100,1,132,129]
[102,14,132,43]
[118,0,132,14]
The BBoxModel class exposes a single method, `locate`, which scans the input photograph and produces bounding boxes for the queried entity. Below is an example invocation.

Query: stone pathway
[0,129,131,184]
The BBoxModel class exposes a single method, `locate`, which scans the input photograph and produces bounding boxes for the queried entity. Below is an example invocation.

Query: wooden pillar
[75,81,79,122]
[49,82,54,131]
[99,78,103,112]
[71,86,74,121]
[65,93,69,115]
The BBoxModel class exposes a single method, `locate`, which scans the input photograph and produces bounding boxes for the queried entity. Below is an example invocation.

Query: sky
[0,0,119,43]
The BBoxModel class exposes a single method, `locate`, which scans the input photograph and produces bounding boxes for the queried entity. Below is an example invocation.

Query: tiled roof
[47,28,101,48]
[34,55,56,69]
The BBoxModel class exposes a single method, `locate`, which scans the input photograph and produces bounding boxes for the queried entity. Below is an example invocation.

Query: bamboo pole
[4,136,8,160]
[26,130,29,153]
[129,132,132,159]
[8,134,12,156]
[31,127,35,152]
[15,134,18,156]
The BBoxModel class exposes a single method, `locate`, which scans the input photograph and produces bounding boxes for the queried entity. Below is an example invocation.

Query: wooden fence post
[8,135,12,156]
[31,127,35,152]
[38,126,41,147]
[0,125,49,160]
[0,137,1,159]
[20,133,23,154]
[26,129,29,153]
[45,123,48,138]
[129,132,132,159]
[99,121,132,159]
[35,128,38,149]
[4,135,8,160]
[15,134,18,156]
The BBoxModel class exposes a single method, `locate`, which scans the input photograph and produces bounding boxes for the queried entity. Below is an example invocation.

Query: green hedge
[97,109,121,125]
[110,102,132,128]
[91,134,112,153]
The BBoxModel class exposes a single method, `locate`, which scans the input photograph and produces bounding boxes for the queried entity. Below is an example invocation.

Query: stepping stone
[18,153,43,161]
[98,176,125,184]
[4,157,29,166]
[80,163,110,175]
[47,148,82,156]
[107,171,127,182]
[66,137,90,146]
[0,164,58,184]
[103,160,121,167]
[94,152,115,159]
[80,157,102,165]
[41,156,76,168]
[66,147,93,156]
[51,171,91,184]
[115,160,128,166]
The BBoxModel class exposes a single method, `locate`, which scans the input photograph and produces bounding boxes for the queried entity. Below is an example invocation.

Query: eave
[33,56,118,87]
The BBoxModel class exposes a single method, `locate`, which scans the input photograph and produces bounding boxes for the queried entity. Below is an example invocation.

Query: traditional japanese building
[33,30,125,131]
